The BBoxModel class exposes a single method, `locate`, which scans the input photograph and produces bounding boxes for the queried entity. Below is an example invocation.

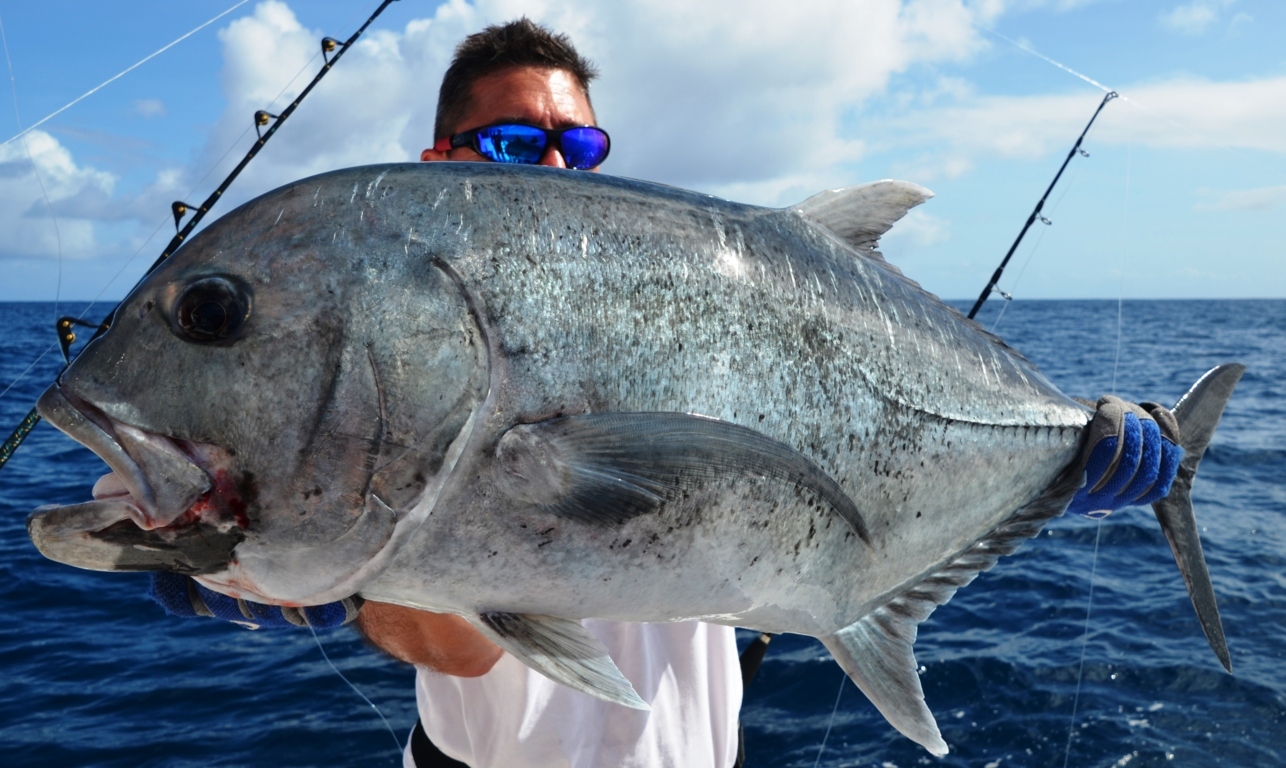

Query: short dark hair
[434,18,599,140]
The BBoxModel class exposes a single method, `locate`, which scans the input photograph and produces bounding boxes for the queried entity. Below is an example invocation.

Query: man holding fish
[65,15,1211,768]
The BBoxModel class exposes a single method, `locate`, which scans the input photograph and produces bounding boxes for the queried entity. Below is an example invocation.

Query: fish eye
[172,277,251,344]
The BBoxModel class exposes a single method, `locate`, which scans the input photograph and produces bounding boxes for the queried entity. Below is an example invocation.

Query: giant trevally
[26,163,1241,755]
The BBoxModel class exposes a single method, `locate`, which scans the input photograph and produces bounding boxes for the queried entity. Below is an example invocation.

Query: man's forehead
[457,65,596,131]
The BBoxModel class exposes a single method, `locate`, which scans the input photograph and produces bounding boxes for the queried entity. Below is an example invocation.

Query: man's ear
[421,147,450,162]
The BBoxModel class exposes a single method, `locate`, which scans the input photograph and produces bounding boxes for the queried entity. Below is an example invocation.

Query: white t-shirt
[403,620,742,768]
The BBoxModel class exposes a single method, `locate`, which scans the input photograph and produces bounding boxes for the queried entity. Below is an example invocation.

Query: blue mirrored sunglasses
[434,123,610,170]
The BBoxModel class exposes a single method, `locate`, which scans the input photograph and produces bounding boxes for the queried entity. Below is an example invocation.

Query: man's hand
[357,601,503,677]
[150,575,502,676]
[1067,395,1184,518]
[149,572,361,629]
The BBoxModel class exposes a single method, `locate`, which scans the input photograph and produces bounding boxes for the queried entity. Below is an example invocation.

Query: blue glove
[1067,396,1183,519]
[149,572,362,630]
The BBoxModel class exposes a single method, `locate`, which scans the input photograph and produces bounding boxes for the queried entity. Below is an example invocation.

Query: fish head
[28,166,490,606]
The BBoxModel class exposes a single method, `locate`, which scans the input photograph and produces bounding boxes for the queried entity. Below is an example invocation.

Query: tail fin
[1152,363,1244,673]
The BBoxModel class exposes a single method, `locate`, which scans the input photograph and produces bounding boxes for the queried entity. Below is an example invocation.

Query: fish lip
[27,501,244,574]
[36,385,210,530]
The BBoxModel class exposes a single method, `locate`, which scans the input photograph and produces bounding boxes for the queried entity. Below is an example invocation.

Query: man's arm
[356,601,504,677]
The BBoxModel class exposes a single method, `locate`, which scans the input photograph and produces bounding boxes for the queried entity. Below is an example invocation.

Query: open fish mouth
[27,385,246,574]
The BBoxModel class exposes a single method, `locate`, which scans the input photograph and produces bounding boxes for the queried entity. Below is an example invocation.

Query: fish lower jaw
[88,470,247,535]
[38,385,219,529]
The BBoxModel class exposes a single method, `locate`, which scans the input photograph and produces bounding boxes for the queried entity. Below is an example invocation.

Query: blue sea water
[0,299,1282,767]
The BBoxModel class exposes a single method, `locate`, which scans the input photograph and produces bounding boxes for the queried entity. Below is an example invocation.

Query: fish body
[349,166,1088,631]
[27,163,1238,754]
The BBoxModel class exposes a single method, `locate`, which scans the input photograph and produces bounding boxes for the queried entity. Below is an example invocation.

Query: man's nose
[537,146,567,168]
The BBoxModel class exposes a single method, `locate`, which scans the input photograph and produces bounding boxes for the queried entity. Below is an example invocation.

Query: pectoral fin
[493,412,869,545]
[475,612,648,710]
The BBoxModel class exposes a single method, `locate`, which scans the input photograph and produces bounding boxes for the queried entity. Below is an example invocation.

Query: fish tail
[1151,363,1245,673]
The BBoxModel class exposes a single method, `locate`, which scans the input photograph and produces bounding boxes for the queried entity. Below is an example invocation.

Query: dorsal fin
[822,464,1082,755]
[791,180,933,254]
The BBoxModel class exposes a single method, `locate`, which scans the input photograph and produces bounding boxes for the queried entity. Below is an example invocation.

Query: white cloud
[133,98,166,119]
[1159,0,1235,35]
[1195,185,1286,211]
[164,0,998,212]
[26,0,1284,272]
[4,0,1008,267]
[868,75,1286,165]
[0,130,114,260]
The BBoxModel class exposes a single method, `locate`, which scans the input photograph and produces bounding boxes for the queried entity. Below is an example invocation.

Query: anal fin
[822,606,947,757]
[475,612,648,711]
[821,466,1083,756]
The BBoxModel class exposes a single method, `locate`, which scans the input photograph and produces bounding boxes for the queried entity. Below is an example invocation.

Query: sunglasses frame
[433,123,611,170]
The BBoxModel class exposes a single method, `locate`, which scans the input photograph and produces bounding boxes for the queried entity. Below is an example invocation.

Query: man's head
[421,18,606,170]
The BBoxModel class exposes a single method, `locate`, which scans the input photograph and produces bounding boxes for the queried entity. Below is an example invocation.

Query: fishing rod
[965,90,1117,320]
[0,0,400,472]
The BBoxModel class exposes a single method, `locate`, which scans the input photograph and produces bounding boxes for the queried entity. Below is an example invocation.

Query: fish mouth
[27,385,246,574]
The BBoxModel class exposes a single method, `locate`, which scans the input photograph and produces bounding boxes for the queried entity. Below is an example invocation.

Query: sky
[0,0,1282,304]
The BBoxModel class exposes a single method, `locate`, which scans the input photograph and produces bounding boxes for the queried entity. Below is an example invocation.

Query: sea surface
[0,299,1282,767]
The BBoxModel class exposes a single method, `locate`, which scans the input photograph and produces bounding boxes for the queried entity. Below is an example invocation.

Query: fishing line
[73,47,326,315]
[0,48,326,404]
[0,0,400,465]
[974,25,1113,95]
[1111,107,1134,395]
[1111,296,1124,394]
[1064,107,1133,768]
[810,670,847,767]
[0,0,251,152]
[47,0,369,324]
[0,342,57,403]
[308,623,403,756]
[1061,519,1104,768]
[0,13,63,323]
[978,22,1270,167]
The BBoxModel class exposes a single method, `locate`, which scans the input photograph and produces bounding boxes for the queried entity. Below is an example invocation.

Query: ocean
[1,299,1282,767]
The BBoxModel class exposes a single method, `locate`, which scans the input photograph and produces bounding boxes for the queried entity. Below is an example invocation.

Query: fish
[26,162,1242,755]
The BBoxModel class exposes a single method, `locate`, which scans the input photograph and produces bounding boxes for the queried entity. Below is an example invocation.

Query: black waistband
[410,718,470,768]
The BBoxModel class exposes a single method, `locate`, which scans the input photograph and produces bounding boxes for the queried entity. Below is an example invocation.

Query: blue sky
[0,0,1281,303]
